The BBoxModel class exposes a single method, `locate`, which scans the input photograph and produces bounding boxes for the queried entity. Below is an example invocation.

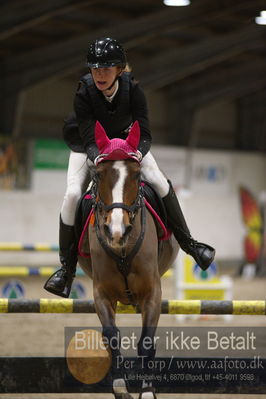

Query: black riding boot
[44,216,77,298]
[163,180,215,270]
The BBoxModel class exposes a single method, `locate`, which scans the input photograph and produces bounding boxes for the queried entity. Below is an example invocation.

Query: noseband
[96,187,142,224]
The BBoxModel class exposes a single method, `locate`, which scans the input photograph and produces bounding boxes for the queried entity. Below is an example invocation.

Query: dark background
[1,0,266,152]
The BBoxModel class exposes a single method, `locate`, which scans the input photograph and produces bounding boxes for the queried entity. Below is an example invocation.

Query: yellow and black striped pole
[0,243,58,251]
[0,299,265,315]
[0,266,172,278]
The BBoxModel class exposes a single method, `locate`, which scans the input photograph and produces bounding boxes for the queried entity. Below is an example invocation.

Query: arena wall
[0,148,265,264]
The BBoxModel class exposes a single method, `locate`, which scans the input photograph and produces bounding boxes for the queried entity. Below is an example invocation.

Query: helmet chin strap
[106,68,124,91]
[106,72,120,91]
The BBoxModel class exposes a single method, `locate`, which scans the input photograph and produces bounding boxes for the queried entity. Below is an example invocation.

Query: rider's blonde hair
[123,64,132,73]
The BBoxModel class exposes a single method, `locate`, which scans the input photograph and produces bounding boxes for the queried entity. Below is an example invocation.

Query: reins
[94,185,146,305]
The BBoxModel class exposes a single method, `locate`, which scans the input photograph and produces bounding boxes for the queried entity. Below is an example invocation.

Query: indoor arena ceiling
[1,0,266,151]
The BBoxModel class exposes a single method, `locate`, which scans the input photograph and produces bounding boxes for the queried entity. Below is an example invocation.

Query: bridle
[92,174,146,304]
[96,186,142,225]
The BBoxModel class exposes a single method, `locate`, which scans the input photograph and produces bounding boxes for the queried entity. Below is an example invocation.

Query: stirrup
[43,268,75,298]
[187,241,215,271]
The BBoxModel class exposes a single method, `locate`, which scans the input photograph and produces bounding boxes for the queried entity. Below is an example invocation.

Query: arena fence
[1,243,265,394]
[1,299,266,394]
[0,299,266,314]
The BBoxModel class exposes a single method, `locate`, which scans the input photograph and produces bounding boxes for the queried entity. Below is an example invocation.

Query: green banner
[34,139,69,169]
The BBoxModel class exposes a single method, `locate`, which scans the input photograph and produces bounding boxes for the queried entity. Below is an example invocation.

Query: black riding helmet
[87,37,127,69]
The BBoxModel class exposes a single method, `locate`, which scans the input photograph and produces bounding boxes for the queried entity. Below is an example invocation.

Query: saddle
[74,190,94,243]
[75,181,171,257]
[141,180,167,227]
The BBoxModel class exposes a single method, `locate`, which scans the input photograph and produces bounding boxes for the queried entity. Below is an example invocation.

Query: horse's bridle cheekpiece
[93,180,146,306]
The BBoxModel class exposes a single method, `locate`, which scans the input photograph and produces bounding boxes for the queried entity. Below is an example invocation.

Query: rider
[44,37,215,298]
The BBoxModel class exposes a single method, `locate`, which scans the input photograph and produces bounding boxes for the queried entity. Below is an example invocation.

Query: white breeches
[140,152,169,197]
[61,150,170,226]
[60,152,90,225]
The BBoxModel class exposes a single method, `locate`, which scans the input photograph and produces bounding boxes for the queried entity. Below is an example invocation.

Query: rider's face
[91,66,121,94]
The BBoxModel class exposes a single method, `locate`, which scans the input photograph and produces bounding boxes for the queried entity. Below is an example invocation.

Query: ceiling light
[255,10,266,25]
[163,0,190,6]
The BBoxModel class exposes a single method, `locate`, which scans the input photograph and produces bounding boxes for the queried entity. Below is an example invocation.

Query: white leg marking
[141,392,155,399]
[110,161,127,237]
[141,393,155,399]
[113,378,128,394]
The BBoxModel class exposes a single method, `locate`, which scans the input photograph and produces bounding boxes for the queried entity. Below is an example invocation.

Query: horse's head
[93,122,142,249]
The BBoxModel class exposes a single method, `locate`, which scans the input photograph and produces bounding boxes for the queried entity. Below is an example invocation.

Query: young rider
[44,37,215,298]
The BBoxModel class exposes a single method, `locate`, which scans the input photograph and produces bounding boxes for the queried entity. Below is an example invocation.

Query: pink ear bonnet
[94,121,140,164]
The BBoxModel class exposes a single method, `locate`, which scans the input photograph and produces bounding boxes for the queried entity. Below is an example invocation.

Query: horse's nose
[104,223,112,239]
[104,222,132,246]
[124,224,132,237]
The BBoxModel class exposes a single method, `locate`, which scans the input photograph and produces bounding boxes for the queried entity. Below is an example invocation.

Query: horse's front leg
[137,275,161,399]
[93,285,134,399]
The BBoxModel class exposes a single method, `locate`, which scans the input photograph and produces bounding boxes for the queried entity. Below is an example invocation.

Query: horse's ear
[95,121,110,151]
[126,121,140,150]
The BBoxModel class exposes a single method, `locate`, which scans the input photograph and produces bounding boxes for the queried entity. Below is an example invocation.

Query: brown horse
[78,122,179,399]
